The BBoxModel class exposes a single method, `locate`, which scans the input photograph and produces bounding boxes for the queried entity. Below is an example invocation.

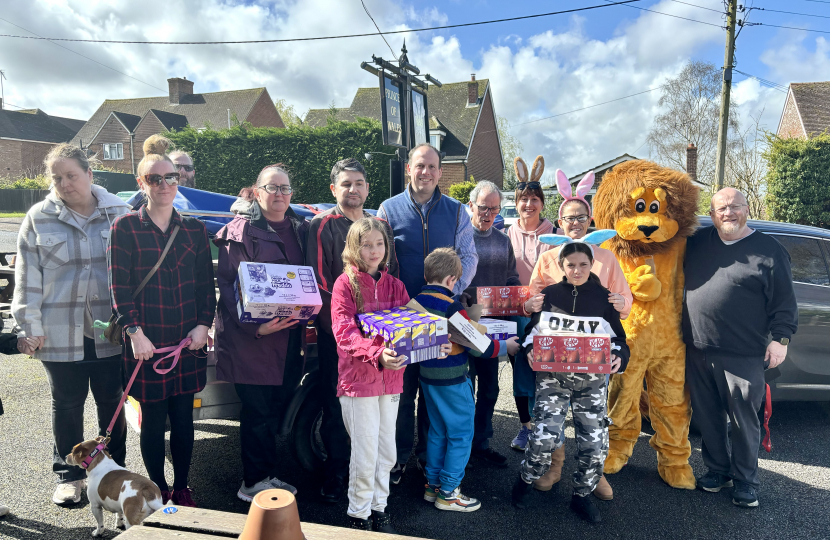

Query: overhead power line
[0,1,640,45]
[734,69,788,92]
[515,86,665,127]
[749,22,830,34]
[600,0,725,27]
[666,0,725,14]
[755,6,830,19]
[360,0,398,60]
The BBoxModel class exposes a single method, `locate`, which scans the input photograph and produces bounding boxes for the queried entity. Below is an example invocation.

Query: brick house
[304,74,504,192]
[72,77,285,174]
[776,82,830,139]
[0,101,85,179]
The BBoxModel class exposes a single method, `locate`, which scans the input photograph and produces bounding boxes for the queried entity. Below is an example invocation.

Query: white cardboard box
[448,312,492,354]
[236,262,323,323]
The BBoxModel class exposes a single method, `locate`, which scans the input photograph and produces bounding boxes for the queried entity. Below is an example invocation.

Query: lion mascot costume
[592,160,699,489]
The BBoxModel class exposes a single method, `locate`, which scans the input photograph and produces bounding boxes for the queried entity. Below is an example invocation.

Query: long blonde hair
[342,217,390,313]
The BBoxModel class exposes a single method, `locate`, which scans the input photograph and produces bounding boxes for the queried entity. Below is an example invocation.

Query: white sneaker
[0,503,10,517]
[52,480,85,506]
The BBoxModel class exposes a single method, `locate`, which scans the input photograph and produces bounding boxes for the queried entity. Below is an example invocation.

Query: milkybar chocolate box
[357,307,449,365]
[531,334,612,373]
[477,286,530,316]
[237,262,323,323]
[479,318,518,341]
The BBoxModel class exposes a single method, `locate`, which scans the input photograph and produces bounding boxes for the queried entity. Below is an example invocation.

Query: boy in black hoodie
[511,240,629,522]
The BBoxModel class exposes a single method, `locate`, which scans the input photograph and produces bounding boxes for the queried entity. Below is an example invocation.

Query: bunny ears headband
[556,169,595,219]
[538,230,617,256]
[514,156,544,188]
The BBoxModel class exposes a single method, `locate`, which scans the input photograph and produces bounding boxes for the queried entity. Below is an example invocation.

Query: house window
[430,134,441,150]
[103,143,123,160]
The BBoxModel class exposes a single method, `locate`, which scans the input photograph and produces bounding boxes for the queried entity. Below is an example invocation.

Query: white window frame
[103,143,123,160]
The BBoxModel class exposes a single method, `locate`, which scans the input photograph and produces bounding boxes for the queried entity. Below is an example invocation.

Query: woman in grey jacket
[12,144,131,507]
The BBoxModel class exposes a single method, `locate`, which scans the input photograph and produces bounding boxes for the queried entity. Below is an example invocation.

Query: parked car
[500,203,518,229]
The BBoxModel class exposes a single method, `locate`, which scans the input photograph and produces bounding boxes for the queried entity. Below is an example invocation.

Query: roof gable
[789,82,830,137]
[0,108,84,143]
[147,109,188,131]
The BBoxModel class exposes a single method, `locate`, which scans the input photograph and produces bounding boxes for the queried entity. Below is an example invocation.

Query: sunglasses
[142,173,180,186]
[257,184,293,195]
[517,182,541,191]
[176,164,195,172]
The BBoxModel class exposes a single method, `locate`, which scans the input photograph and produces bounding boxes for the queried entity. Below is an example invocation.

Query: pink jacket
[331,268,411,397]
[507,218,556,284]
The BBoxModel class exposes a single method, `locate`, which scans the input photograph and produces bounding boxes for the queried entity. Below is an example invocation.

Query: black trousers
[395,362,429,464]
[316,328,351,478]
[41,338,126,483]
[686,346,765,488]
[469,356,500,451]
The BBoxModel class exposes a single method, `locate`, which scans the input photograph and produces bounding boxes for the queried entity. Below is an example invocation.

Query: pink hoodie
[330,268,410,397]
[507,218,556,285]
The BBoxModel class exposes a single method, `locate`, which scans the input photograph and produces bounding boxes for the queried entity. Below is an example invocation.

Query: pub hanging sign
[410,87,429,147]
[379,72,405,148]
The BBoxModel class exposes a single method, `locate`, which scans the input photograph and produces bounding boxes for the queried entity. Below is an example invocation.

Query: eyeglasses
[561,215,590,224]
[176,164,195,172]
[475,205,501,215]
[142,173,179,186]
[517,182,541,191]
[258,184,293,195]
[713,204,746,215]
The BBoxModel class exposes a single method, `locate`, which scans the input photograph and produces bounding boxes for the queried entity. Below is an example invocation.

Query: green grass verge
[0,213,26,218]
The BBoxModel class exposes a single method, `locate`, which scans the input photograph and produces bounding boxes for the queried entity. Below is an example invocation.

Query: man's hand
[380,348,406,370]
[438,335,453,359]
[765,341,788,369]
[505,336,520,356]
[524,294,545,314]
[130,328,156,362]
[459,292,474,308]
[608,292,625,313]
[186,325,211,350]
[609,354,622,373]
[258,317,300,337]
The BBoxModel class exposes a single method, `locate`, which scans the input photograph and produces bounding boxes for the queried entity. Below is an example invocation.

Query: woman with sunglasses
[214,164,308,502]
[13,144,131,506]
[109,135,216,507]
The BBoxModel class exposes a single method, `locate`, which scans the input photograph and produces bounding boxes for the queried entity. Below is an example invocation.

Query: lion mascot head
[593,160,699,258]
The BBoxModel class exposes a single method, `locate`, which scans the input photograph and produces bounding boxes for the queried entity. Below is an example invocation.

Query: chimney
[686,143,698,183]
[167,77,194,105]
[468,74,478,106]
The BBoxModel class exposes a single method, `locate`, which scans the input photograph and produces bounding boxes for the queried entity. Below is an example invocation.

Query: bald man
[682,188,798,509]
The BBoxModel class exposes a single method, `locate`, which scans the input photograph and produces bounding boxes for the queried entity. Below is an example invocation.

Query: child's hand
[526,348,534,368]
[610,354,622,373]
[438,335,453,359]
[380,348,405,370]
[505,336,520,356]
[524,294,544,314]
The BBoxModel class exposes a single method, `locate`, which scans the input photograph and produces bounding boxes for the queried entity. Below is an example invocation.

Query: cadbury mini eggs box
[357,307,449,365]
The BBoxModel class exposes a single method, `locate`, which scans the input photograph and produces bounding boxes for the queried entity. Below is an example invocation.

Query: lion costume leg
[605,345,649,474]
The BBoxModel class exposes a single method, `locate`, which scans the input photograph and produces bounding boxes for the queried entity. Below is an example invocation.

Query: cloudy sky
[1,0,827,179]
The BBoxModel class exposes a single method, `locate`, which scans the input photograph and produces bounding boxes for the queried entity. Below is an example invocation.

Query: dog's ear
[67,441,92,465]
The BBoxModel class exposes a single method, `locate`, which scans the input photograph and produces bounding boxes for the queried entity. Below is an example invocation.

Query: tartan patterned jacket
[12,184,130,361]
[109,207,216,402]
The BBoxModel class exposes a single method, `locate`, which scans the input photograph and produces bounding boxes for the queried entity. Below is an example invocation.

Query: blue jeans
[422,379,475,492]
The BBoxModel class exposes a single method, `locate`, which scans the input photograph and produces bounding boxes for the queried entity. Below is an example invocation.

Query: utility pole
[714,0,738,190]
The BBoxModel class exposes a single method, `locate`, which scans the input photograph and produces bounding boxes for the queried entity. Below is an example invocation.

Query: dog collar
[80,442,107,469]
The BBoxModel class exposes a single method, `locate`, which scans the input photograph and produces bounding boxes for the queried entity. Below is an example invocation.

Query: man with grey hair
[306,158,398,503]
[170,150,196,188]
[683,187,797,509]
[462,180,521,468]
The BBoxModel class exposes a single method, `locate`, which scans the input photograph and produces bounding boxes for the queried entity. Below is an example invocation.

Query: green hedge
[764,132,830,229]
[165,118,397,211]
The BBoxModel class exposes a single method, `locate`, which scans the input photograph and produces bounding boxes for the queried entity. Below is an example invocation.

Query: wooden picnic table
[119,505,429,539]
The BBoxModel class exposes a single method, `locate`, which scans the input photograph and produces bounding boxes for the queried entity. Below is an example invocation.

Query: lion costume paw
[603,451,630,475]
[658,464,696,490]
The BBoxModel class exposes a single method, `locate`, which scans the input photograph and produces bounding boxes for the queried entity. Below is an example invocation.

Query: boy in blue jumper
[414,248,520,512]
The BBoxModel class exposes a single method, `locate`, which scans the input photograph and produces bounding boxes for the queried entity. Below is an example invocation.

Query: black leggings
[139,394,194,491]
[515,396,532,424]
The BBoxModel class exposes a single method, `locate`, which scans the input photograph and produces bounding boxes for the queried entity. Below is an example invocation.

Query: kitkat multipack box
[531,334,612,373]
[357,307,449,365]
[236,262,323,324]
[477,286,530,316]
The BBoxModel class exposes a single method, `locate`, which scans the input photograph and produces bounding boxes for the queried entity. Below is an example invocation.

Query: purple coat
[214,200,309,386]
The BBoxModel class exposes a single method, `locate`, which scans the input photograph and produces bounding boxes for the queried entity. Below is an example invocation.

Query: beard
[340,196,364,209]
[718,219,744,235]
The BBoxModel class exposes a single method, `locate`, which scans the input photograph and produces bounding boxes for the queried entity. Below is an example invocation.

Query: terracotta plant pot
[239,489,304,540]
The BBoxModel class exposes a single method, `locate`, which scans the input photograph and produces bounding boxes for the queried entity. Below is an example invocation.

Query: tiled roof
[0,108,84,143]
[790,82,830,137]
[72,87,268,146]
[303,78,490,160]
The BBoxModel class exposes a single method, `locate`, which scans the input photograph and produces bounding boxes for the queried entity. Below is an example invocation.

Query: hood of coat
[514,218,554,238]
[42,183,130,216]
[216,197,304,246]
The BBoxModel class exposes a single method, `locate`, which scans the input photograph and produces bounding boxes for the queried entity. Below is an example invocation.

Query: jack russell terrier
[66,438,164,536]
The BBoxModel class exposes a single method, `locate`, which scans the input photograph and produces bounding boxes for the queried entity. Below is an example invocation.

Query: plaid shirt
[109,207,216,403]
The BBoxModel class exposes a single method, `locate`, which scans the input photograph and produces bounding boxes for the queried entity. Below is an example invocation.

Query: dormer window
[430,129,446,151]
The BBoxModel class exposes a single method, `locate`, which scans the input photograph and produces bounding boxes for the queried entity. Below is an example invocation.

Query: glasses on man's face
[176,164,195,172]
[713,204,746,215]
[475,205,501,215]
[258,184,293,195]
[561,214,590,224]
[143,173,180,187]
[517,182,541,191]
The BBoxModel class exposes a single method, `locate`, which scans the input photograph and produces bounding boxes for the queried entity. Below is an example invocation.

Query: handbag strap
[132,225,181,300]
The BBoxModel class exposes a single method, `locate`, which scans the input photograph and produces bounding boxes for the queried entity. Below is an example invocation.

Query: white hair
[469,180,503,204]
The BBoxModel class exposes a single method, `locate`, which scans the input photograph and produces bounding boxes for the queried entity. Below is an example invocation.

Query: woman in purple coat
[214,164,309,502]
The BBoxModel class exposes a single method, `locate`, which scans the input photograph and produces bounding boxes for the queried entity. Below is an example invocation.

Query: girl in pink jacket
[330,217,411,533]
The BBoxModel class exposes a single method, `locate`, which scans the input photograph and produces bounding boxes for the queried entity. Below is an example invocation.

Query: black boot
[512,476,533,509]
[320,474,347,504]
[371,510,398,535]
[348,516,372,530]
[570,494,602,523]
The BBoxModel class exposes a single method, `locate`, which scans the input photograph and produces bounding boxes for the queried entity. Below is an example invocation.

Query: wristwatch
[126,326,141,336]
[777,337,790,346]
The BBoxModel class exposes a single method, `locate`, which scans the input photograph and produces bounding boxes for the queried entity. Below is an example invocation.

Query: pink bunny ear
[556,169,572,199]
[574,171,595,199]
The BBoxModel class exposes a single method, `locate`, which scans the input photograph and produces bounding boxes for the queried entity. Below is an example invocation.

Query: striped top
[414,285,506,386]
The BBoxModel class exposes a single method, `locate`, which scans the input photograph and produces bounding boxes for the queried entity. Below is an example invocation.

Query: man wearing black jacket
[683,188,798,509]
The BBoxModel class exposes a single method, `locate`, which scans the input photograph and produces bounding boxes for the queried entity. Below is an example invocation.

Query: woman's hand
[438,335,453,359]
[609,354,622,373]
[258,317,300,337]
[524,294,544,314]
[608,293,626,313]
[130,329,156,362]
[380,348,406,370]
[17,336,44,355]
[186,325,211,350]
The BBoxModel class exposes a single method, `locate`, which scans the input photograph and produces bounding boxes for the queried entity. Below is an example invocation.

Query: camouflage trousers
[520,372,610,496]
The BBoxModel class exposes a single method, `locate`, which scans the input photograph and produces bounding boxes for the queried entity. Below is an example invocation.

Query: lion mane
[593,160,699,259]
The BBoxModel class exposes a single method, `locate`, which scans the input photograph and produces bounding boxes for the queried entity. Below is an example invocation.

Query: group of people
[2,137,796,533]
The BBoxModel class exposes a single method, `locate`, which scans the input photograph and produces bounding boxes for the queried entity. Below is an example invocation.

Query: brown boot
[533,445,566,491]
[593,475,613,500]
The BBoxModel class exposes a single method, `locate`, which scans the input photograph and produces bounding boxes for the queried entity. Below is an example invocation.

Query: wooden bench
[118,505,427,539]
